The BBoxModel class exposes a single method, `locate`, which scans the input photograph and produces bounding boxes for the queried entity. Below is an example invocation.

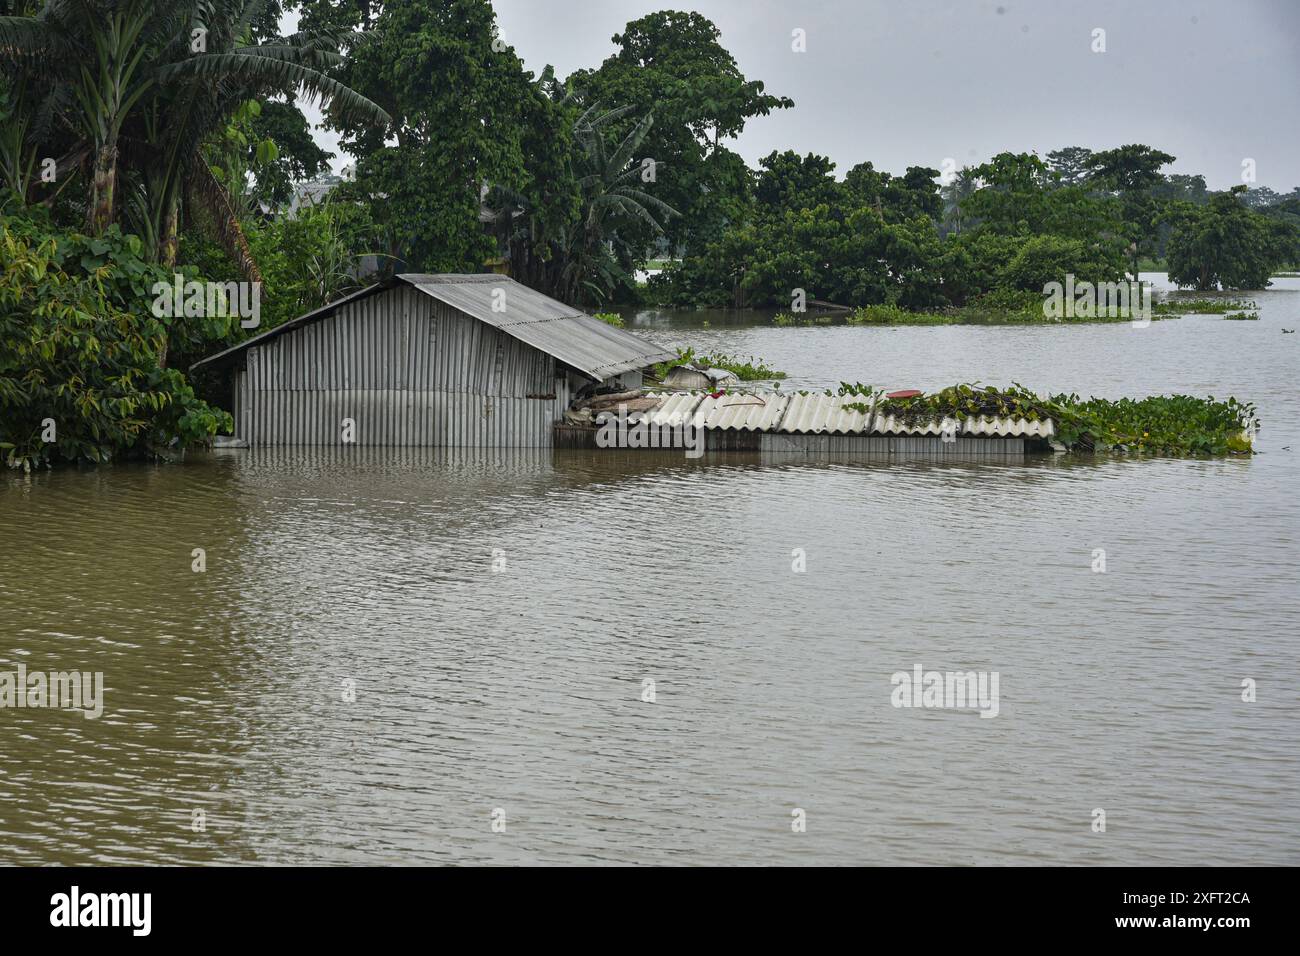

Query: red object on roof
[885,389,923,399]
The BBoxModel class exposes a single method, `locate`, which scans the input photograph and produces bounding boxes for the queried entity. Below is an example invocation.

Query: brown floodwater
[2,276,1298,865]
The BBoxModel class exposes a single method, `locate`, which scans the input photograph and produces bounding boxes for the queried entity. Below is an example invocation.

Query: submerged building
[191,274,675,447]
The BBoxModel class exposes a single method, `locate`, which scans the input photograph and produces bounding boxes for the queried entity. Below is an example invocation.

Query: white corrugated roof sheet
[638,391,1055,438]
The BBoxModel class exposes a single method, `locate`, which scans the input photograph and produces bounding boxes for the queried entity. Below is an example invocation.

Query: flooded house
[191,274,676,447]
[192,273,1054,459]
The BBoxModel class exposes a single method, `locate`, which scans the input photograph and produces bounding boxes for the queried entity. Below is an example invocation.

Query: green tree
[0,212,231,469]
[964,151,1119,243]
[567,10,791,255]
[311,0,545,271]
[1045,146,1094,188]
[0,0,387,268]
[1167,186,1297,290]
[559,107,678,305]
[940,166,979,236]
[247,101,334,210]
[1086,144,1175,278]
[753,151,840,217]
[842,161,941,222]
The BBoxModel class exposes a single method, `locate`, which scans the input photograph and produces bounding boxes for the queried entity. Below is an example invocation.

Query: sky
[300,0,1300,192]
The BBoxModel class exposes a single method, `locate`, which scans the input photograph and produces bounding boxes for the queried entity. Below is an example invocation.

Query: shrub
[0,219,231,470]
[652,346,786,381]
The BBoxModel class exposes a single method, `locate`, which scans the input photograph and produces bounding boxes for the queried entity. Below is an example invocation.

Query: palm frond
[606,112,654,179]
[188,159,262,282]
[160,52,391,127]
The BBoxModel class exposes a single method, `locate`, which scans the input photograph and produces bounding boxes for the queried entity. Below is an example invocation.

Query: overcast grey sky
[308,0,1300,191]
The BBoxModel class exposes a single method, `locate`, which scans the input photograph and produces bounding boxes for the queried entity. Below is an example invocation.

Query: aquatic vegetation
[817,295,1150,327]
[1224,311,1260,321]
[1154,298,1255,315]
[846,304,951,325]
[835,382,1259,456]
[1052,393,1259,455]
[774,312,833,326]
[653,346,786,381]
[592,311,625,327]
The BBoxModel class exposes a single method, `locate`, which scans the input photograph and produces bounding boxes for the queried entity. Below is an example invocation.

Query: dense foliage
[0,0,388,271]
[1166,187,1300,291]
[0,215,231,470]
[652,347,785,382]
[0,1,1289,468]
[654,142,1298,309]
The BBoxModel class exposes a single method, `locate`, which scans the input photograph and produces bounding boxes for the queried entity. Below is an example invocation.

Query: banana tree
[562,106,678,305]
[0,0,389,275]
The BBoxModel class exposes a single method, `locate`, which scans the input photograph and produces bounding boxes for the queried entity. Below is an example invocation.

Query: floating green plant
[835,383,1259,456]
[653,346,786,381]
[1154,298,1255,315]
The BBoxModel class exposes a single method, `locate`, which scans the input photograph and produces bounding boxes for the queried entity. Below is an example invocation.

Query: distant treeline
[651,145,1300,310]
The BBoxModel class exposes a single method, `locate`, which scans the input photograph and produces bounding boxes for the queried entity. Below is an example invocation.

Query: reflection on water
[2,277,1298,865]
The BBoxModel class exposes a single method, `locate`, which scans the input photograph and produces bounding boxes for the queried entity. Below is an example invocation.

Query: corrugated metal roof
[637,391,708,427]
[639,391,1055,438]
[778,392,874,434]
[697,393,789,431]
[192,275,675,382]
[401,275,674,381]
[959,416,1055,438]
[637,392,789,431]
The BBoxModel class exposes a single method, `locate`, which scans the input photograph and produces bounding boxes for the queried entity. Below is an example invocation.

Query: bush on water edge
[775,312,836,326]
[836,383,1258,456]
[772,290,1270,326]
[652,346,786,381]
[0,219,233,471]
[777,289,1180,326]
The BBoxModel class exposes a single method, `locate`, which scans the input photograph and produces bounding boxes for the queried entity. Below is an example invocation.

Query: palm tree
[0,0,389,275]
[941,166,980,236]
[486,102,677,306]
[562,105,678,304]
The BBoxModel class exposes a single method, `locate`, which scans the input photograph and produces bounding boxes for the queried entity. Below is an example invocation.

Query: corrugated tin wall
[236,286,570,446]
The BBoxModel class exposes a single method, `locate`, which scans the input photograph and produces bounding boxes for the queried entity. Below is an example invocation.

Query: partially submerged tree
[1167,186,1298,290]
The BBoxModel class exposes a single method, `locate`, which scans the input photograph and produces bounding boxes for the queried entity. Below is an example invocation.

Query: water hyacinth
[839,383,1259,456]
